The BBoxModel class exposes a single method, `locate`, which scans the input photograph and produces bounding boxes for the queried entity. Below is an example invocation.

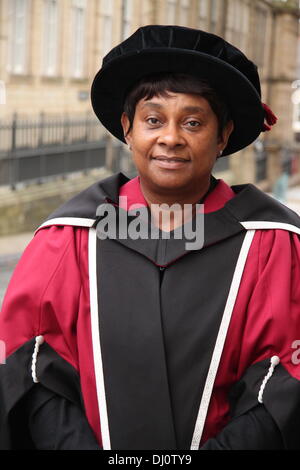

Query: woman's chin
[144,173,194,194]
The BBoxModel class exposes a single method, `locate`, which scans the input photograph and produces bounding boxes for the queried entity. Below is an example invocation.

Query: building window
[198,0,208,30]
[209,0,218,33]
[42,0,59,76]
[122,0,133,39]
[166,0,177,24]
[0,81,6,105]
[179,0,189,26]
[226,0,249,51]
[101,0,113,56]
[7,0,30,75]
[252,5,267,68]
[71,0,86,78]
[140,0,152,26]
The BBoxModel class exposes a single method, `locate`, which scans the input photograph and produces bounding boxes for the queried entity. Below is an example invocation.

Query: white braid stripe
[258,356,280,404]
[190,229,256,450]
[88,227,111,450]
[31,335,44,383]
[35,217,95,233]
[241,221,300,235]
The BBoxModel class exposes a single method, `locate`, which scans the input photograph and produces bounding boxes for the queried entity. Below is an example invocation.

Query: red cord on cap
[262,103,278,132]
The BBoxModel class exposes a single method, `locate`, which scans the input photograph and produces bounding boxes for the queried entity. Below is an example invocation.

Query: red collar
[119,176,236,213]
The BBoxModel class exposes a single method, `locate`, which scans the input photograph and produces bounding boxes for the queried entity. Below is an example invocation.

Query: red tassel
[262,103,278,132]
[262,123,272,132]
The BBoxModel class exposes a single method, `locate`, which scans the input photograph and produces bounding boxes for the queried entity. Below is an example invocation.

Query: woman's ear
[219,120,234,149]
[121,112,131,148]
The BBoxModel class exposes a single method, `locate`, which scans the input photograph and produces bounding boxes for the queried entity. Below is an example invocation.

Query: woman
[1,25,300,450]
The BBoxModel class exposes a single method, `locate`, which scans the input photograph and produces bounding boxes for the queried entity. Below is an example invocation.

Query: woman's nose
[157,123,185,148]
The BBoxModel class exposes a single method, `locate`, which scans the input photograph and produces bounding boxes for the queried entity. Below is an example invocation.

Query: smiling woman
[1,25,300,452]
[121,89,234,206]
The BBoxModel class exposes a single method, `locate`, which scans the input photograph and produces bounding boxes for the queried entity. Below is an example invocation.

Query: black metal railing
[0,113,125,188]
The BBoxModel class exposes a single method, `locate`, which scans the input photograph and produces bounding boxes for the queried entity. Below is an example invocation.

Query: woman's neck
[139,177,213,232]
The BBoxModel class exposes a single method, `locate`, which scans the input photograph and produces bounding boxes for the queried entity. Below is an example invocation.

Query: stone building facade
[0,0,299,188]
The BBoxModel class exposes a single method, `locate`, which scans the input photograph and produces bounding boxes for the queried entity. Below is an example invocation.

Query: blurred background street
[1,0,300,307]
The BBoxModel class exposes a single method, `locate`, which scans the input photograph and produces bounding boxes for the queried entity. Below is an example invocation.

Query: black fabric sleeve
[0,338,102,449]
[203,358,300,450]
[200,404,283,450]
[24,384,101,450]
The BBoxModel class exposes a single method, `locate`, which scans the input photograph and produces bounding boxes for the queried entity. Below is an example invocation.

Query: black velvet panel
[229,358,300,449]
[0,339,82,449]
[96,231,245,450]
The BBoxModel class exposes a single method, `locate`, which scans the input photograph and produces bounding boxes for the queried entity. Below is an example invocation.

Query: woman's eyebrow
[140,102,205,114]
[182,106,205,114]
[140,102,163,110]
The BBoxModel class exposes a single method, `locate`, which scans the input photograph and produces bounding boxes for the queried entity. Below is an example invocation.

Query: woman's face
[121,92,234,199]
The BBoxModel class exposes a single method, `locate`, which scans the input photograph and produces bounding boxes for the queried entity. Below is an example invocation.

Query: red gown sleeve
[0,225,100,449]
[1,225,81,364]
[202,229,300,449]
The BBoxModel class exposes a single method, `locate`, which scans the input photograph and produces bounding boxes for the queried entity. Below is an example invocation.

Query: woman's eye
[186,120,200,127]
[146,117,160,125]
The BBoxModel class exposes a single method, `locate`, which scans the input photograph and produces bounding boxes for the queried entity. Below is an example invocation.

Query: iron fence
[0,113,128,188]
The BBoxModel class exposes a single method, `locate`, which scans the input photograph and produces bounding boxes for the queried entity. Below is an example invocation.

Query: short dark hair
[123,73,232,138]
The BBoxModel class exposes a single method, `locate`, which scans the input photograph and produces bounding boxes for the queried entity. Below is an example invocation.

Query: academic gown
[1,172,300,450]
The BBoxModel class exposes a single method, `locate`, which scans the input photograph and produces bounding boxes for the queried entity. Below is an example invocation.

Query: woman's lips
[151,156,190,170]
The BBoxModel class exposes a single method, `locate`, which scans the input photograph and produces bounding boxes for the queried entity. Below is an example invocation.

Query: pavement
[1,185,300,308]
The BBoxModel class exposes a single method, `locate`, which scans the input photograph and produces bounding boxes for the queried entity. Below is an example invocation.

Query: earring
[218,149,223,157]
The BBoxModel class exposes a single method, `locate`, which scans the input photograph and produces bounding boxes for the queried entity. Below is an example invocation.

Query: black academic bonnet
[91,25,277,156]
